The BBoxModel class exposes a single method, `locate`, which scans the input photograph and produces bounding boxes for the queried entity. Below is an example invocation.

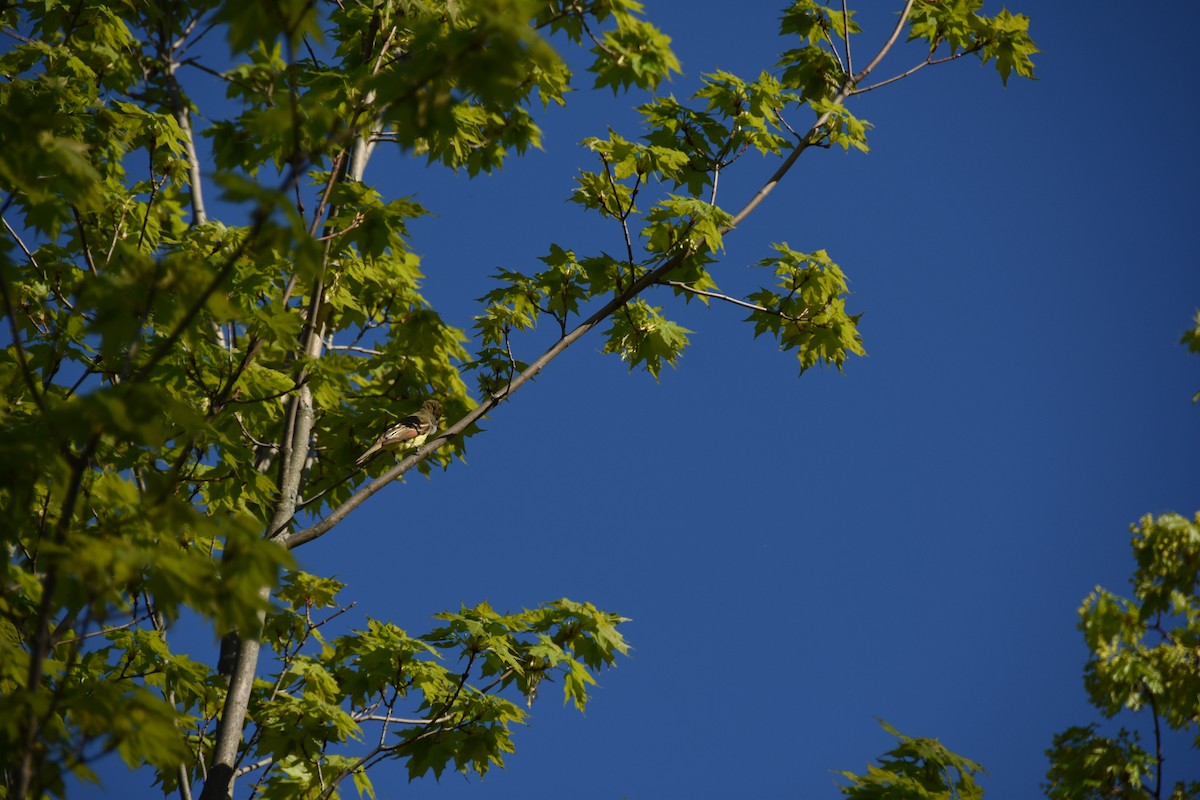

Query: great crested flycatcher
[355,399,443,467]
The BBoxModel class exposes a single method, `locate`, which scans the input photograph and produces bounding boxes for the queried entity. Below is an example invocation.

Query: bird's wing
[382,415,424,444]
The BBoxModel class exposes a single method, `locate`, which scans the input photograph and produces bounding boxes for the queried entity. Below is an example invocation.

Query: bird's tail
[354,443,380,467]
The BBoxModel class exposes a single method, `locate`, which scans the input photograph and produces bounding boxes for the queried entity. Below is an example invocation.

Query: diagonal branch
[853,0,916,84]
[730,0,914,230]
[283,0,922,549]
[281,237,696,549]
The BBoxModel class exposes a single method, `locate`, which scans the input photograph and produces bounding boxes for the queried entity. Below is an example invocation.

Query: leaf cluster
[1181,310,1200,403]
[475,0,1040,384]
[0,0,663,793]
[1077,513,1200,722]
[234,586,627,795]
[1043,511,1200,800]
[907,0,1038,86]
[1044,725,1160,800]
[837,720,986,800]
[747,245,865,373]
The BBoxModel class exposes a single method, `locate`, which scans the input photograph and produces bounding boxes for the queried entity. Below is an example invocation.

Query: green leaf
[777,44,842,100]
[907,1,1038,86]
[980,9,1038,86]
[590,13,680,93]
[747,244,865,373]
[214,0,323,54]
[643,196,732,254]
[601,299,691,378]
[811,99,872,152]
[780,1,862,44]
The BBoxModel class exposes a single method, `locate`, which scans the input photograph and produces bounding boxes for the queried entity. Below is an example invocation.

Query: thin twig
[852,47,980,95]
[577,9,617,58]
[823,23,845,75]
[232,756,275,778]
[316,212,365,240]
[70,206,99,275]
[852,0,916,84]
[355,713,454,725]
[1147,686,1163,800]
[177,56,257,97]
[3,216,39,270]
[323,341,383,356]
[0,242,44,411]
[173,11,219,57]
[65,614,154,642]
[731,0,916,231]
[659,280,809,323]
[135,143,164,250]
[1,26,34,44]
[841,0,854,76]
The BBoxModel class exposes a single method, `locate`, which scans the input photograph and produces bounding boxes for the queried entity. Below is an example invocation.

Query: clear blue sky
[88,1,1200,797]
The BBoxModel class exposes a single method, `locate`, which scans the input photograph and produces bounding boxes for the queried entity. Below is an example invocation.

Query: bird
[355,399,443,467]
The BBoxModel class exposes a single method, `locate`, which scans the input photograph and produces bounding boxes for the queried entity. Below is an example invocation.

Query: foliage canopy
[0,0,1039,798]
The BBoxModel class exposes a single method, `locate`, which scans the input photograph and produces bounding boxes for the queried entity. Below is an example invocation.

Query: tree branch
[0,218,45,411]
[15,434,100,800]
[167,64,208,226]
[283,10,925,548]
[852,0,916,84]
[659,280,811,324]
[731,0,914,231]
[1147,686,1163,800]
[841,0,854,76]
[201,71,382,795]
[232,756,274,778]
[852,46,981,95]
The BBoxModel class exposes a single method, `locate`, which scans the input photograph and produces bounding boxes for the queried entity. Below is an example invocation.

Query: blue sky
[319,2,1200,796]
[79,1,1200,797]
